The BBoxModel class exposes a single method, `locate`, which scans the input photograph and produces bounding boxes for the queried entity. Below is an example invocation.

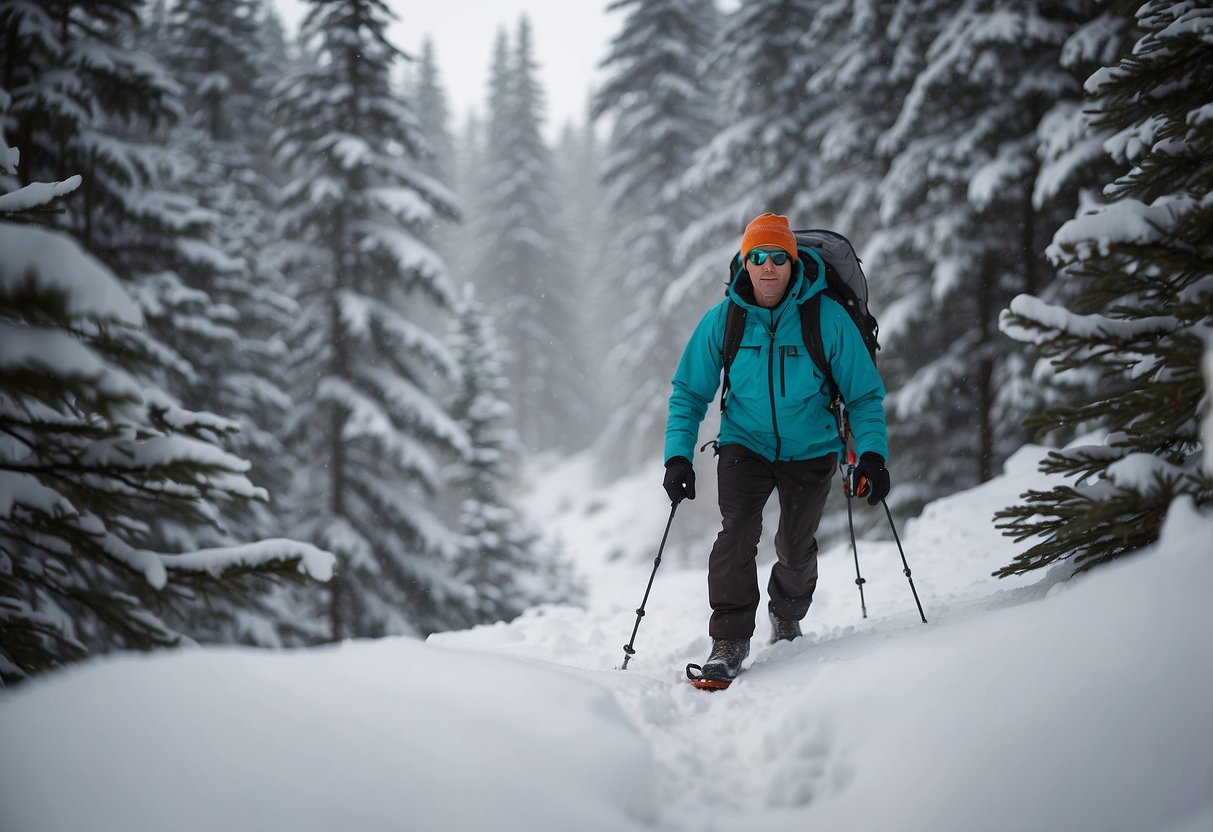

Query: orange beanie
[741,212,798,260]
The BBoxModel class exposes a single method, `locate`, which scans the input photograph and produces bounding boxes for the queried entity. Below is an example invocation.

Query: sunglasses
[746,249,791,266]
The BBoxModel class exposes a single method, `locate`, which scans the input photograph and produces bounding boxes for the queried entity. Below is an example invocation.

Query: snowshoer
[665,212,891,688]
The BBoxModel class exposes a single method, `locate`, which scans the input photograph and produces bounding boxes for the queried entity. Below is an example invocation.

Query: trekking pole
[620,501,679,670]
[833,399,867,619]
[881,498,927,624]
[844,465,868,619]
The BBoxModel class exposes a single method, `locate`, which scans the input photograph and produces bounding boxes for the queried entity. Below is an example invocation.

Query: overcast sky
[274,0,619,138]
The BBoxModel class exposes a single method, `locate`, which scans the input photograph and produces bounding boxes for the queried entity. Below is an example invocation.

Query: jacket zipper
[767,311,781,460]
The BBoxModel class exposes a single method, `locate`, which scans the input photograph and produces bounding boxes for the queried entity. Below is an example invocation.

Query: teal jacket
[664,249,888,464]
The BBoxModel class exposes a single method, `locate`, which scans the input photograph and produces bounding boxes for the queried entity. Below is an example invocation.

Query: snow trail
[431,449,1058,828]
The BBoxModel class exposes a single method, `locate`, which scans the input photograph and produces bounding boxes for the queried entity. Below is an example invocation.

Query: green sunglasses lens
[747,249,790,266]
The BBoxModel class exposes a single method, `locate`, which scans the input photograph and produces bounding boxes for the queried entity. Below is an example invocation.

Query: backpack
[721,229,879,411]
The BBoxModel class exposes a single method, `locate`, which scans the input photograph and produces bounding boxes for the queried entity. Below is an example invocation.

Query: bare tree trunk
[978,258,995,482]
[1022,185,1039,297]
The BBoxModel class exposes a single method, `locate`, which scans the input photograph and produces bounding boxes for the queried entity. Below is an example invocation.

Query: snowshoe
[769,608,802,644]
[686,638,749,691]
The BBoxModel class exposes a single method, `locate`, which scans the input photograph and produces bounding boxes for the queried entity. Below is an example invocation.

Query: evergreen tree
[678,0,821,250]
[408,35,467,302]
[271,0,472,638]
[474,18,589,452]
[995,0,1212,576]
[163,0,296,515]
[2,0,329,647]
[553,114,609,444]
[1001,7,1138,449]
[154,0,324,644]
[0,137,332,685]
[873,0,1106,511]
[591,0,720,475]
[409,37,454,186]
[448,287,584,623]
[3,1,238,498]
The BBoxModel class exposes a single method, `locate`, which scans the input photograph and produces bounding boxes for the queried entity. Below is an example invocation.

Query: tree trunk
[1022,184,1039,297]
[327,206,350,639]
[977,257,995,482]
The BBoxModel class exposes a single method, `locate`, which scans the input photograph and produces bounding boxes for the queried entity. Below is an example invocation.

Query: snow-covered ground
[2,445,1211,832]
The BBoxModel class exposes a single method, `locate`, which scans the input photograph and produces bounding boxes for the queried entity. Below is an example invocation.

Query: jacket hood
[725,245,829,312]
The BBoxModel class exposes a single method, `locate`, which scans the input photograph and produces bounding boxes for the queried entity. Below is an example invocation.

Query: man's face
[744,246,793,309]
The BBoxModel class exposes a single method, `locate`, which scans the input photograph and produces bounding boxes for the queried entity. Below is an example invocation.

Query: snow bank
[0,639,655,832]
[756,501,1213,832]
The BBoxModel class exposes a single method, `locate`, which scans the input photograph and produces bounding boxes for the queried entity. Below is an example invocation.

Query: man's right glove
[663,456,696,504]
[852,452,891,506]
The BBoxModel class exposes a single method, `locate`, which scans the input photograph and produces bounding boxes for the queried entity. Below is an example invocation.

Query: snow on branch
[165,539,335,582]
[0,324,142,401]
[0,139,17,175]
[315,375,452,485]
[0,224,142,325]
[366,186,436,226]
[1105,452,1187,496]
[969,141,1034,209]
[1045,194,1196,262]
[0,175,82,213]
[0,471,75,519]
[1001,294,1178,344]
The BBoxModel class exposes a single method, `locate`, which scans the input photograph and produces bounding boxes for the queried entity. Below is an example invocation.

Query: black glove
[663,456,696,504]
[851,452,890,505]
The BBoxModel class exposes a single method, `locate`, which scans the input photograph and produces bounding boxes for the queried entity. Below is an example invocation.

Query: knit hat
[741,212,798,261]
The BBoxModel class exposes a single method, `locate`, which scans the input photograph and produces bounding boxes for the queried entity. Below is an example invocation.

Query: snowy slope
[2,445,1211,832]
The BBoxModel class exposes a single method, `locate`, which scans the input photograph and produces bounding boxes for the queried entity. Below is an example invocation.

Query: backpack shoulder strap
[800,293,839,403]
[720,300,747,413]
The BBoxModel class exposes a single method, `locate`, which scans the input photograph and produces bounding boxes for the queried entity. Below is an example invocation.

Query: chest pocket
[779,344,825,399]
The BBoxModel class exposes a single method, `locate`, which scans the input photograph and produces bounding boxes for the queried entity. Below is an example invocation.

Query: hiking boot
[769,609,802,643]
[699,638,750,683]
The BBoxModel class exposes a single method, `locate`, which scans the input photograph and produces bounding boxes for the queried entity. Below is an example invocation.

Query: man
[663,212,890,688]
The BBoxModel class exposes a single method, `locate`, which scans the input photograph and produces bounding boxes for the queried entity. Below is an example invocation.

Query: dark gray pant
[707,444,836,640]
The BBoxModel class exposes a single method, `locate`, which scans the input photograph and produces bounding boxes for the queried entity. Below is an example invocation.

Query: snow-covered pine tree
[675,0,827,254]
[407,36,467,303]
[162,0,296,519]
[873,0,1105,509]
[150,0,328,645]
[590,0,720,476]
[473,18,590,452]
[409,37,454,186]
[5,2,246,513]
[271,0,473,638]
[553,114,609,445]
[673,0,825,274]
[969,8,1137,463]
[2,0,333,648]
[0,138,333,685]
[994,0,1212,577]
[796,0,901,241]
[447,287,584,623]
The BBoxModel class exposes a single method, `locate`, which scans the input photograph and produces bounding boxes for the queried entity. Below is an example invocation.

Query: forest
[1,0,1209,685]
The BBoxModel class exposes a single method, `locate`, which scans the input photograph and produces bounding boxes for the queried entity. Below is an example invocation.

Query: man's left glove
[851,452,890,505]
[663,456,696,504]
